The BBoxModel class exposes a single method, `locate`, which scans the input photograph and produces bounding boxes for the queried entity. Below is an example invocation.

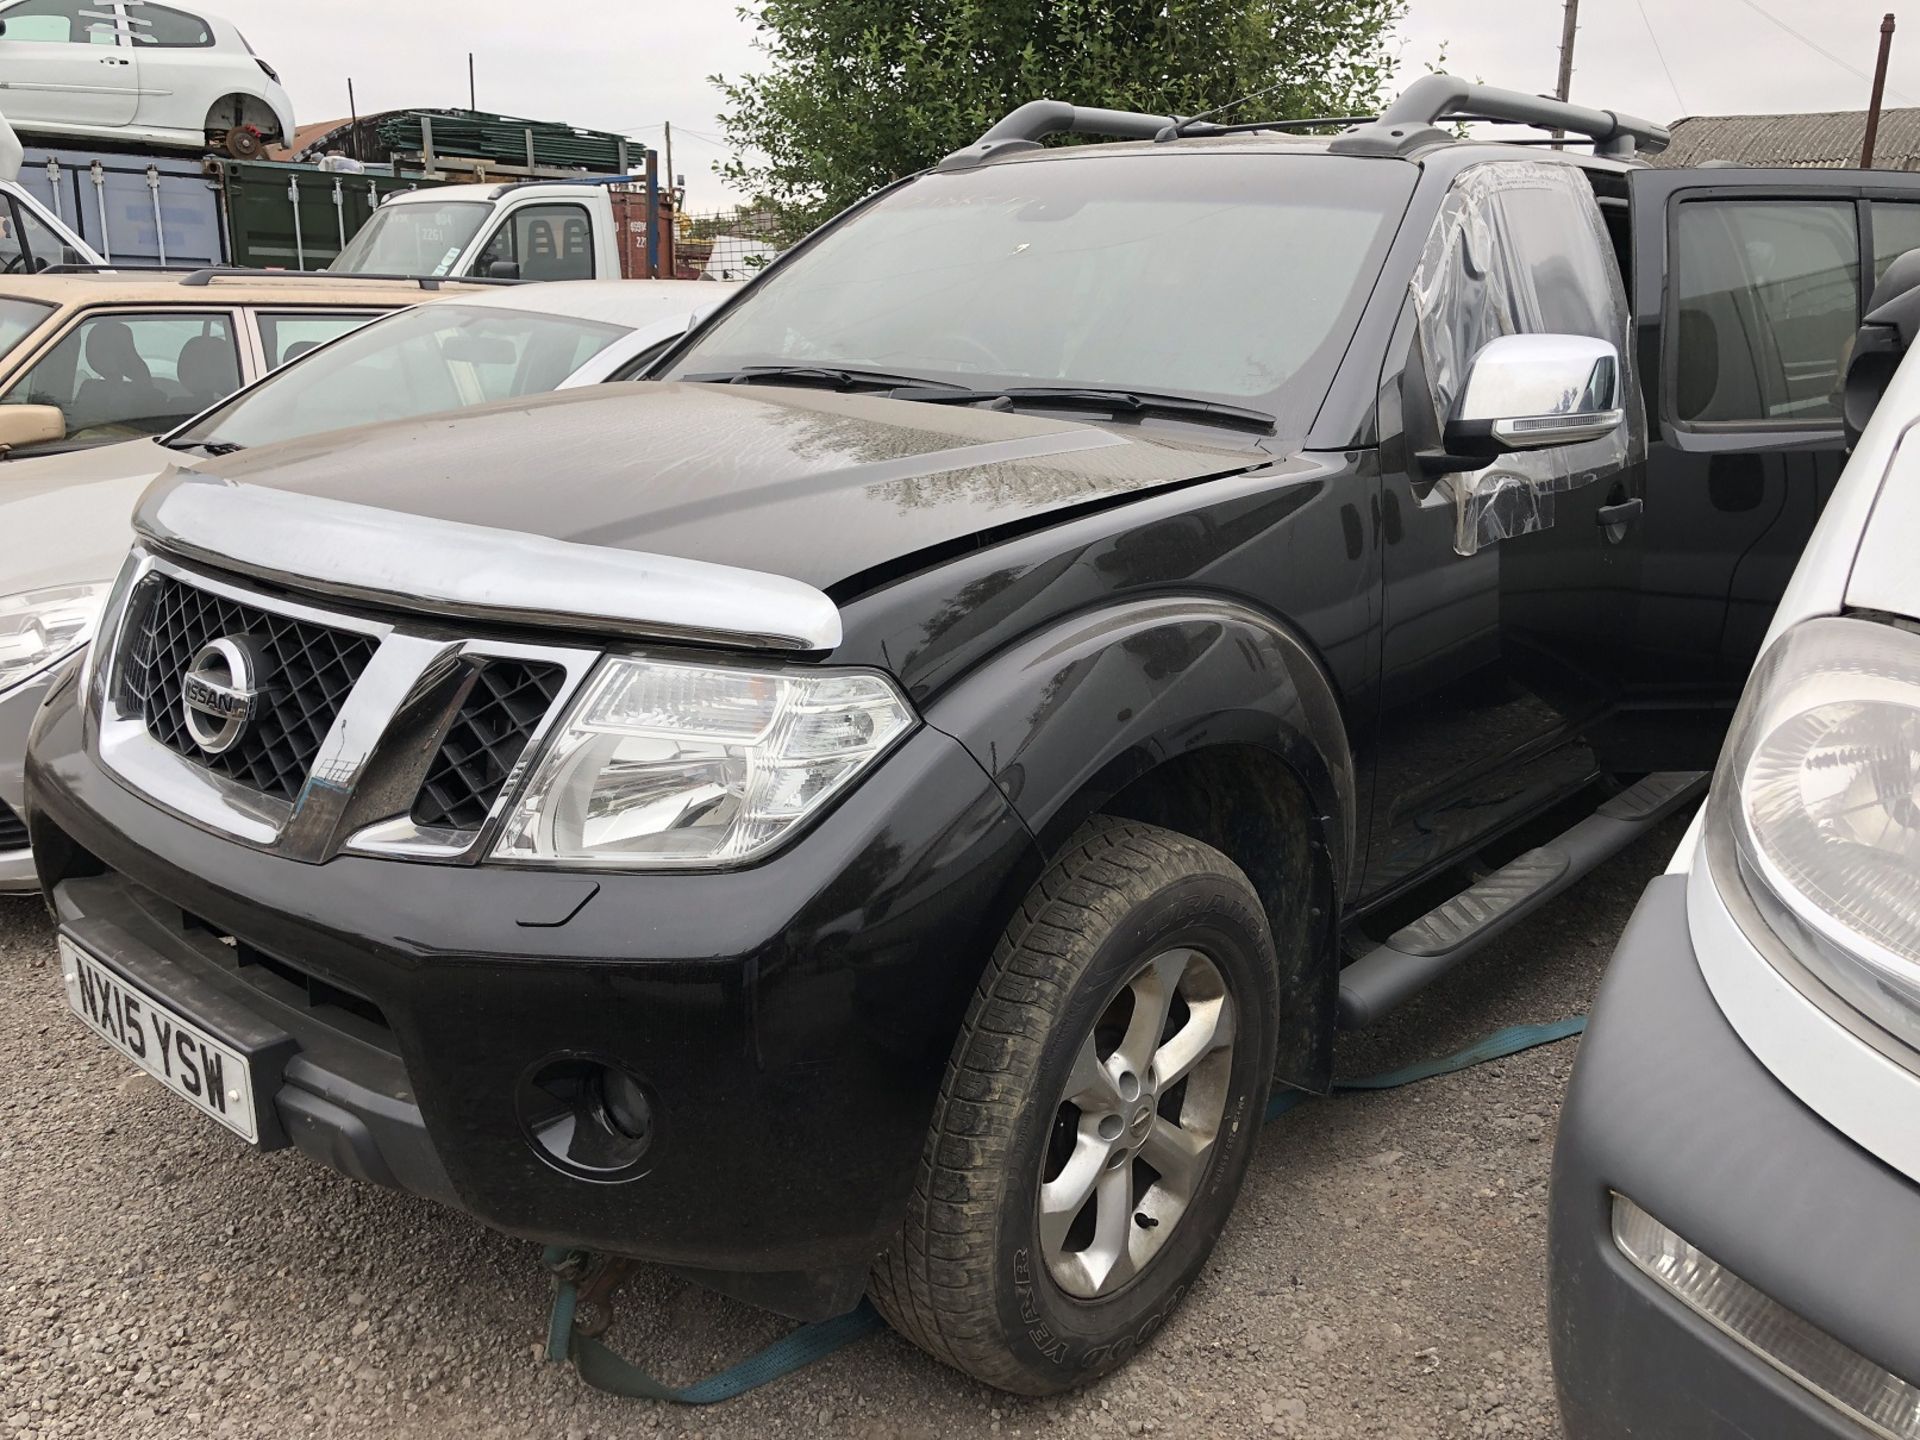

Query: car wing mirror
[1845,247,1920,449]
[1437,333,1624,467]
[0,402,66,454]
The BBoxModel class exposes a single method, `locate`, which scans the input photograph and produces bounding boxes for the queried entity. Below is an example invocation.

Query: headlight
[0,583,107,696]
[1718,616,1920,1047]
[492,654,915,868]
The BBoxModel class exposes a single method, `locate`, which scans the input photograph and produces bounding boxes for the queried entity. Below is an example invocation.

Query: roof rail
[173,267,519,288]
[1328,74,1669,159]
[37,262,195,275]
[937,101,1202,170]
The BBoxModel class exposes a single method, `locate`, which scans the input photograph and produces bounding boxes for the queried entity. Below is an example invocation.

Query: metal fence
[673,206,785,280]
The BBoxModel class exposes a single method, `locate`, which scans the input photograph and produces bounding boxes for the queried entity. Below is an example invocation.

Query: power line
[1730,0,1915,105]
[620,123,728,148]
[1634,0,1687,115]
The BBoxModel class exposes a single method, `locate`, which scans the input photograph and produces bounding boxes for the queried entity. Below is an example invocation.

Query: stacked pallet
[376,110,630,173]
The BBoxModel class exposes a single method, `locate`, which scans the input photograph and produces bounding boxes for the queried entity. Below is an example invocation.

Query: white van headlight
[1719,616,1920,1045]
[0,583,107,696]
[493,654,915,868]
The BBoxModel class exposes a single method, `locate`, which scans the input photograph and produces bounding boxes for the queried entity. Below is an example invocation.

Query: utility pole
[663,120,675,200]
[468,52,477,112]
[1862,13,1896,168]
[1549,0,1579,145]
[1556,0,1579,102]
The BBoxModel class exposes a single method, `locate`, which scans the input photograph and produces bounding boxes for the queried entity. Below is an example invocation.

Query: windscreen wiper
[161,438,245,456]
[887,384,1275,432]
[682,365,961,392]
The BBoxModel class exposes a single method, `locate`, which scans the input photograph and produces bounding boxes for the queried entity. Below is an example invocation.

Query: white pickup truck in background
[328,177,670,282]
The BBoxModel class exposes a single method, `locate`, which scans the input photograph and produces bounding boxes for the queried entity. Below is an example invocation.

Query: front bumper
[27,676,1040,1320]
[0,670,50,890]
[1549,874,1920,1438]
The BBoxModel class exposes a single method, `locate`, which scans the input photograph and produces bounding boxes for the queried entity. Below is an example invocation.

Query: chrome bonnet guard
[133,471,843,653]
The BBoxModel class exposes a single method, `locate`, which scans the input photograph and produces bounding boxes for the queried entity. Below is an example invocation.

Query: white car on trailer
[0,0,292,157]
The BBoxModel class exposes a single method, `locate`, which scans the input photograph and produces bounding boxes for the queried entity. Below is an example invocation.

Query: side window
[1870,201,1920,287]
[2,310,240,439]
[1672,200,1859,427]
[255,310,381,369]
[0,196,85,272]
[471,204,595,281]
[0,0,116,42]
[124,2,214,46]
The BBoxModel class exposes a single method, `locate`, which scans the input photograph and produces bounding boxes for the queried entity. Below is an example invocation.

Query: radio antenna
[1157,76,1301,141]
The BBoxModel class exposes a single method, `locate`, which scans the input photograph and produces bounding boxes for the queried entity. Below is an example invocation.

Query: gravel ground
[0,812,1691,1440]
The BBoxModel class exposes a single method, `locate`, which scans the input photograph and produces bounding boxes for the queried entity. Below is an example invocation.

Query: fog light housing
[518,1056,657,1181]
[1612,1194,1920,1438]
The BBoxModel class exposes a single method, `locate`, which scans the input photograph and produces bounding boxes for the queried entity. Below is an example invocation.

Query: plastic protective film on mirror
[1411,160,1642,556]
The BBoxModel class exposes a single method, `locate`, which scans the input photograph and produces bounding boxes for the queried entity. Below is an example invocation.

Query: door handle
[1596,497,1644,528]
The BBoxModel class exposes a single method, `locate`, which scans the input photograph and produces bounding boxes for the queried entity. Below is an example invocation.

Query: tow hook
[546,1248,637,1340]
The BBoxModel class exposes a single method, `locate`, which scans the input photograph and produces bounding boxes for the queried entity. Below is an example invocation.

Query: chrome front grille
[126,574,379,803]
[92,551,599,864]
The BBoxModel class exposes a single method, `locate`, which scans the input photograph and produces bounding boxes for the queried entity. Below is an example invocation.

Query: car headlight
[1718,615,1920,1047]
[492,653,915,868]
[0,583,108,696]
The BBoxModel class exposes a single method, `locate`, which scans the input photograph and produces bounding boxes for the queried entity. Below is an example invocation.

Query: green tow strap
[543,1012,1588,1403]
[1264,1014,1588,1121]
[541,1250,883,1403]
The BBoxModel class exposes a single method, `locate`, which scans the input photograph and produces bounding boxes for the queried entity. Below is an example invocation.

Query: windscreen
[330,200,491,277]
[172,303,627,450]
[666,151,1415,434]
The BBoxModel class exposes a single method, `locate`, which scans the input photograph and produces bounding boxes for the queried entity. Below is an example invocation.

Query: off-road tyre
[869,817,1281,1394]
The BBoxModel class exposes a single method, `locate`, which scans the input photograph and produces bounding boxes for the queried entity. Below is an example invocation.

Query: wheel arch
[1098,744,1338,1092]
[204,90,287,142]
[922,595,1355,1092]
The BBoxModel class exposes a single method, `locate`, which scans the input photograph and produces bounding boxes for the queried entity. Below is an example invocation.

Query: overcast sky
[210,0,1919,211]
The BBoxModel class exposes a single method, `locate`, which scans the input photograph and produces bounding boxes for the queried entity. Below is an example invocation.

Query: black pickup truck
[24,76,1920,1395]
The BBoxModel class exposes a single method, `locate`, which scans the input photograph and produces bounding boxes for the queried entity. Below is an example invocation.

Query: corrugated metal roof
[267,117,355,164]
[1652,108,1920,169]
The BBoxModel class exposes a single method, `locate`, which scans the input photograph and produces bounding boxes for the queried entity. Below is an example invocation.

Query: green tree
[713,0,1404,236]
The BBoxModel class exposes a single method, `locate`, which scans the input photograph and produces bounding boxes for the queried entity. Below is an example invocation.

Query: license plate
[59,934,259,1144]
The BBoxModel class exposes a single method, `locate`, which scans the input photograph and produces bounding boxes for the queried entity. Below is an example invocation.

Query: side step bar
[1335,771,1706,1029]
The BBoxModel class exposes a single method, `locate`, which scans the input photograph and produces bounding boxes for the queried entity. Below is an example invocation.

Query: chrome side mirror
[1444,333,1624,459]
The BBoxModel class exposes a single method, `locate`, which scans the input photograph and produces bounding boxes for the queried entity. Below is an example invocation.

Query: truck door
[0,0,137,129]
[1620,170,1920,766]
[466,201,598,281]
[1365,161,1643,897]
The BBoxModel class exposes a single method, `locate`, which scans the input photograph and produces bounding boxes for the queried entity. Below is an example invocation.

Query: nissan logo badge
[180,635,263,756]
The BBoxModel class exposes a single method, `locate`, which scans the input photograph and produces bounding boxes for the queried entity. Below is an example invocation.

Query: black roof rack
[937,101,1188,171]
[937,73,1670,171]
[1328,75,1669,159]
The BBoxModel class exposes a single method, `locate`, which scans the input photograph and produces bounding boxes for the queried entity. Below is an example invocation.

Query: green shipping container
[215,159,427,270]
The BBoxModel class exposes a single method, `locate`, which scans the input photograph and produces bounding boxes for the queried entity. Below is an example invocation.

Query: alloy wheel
[1037,947,1237,1299]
